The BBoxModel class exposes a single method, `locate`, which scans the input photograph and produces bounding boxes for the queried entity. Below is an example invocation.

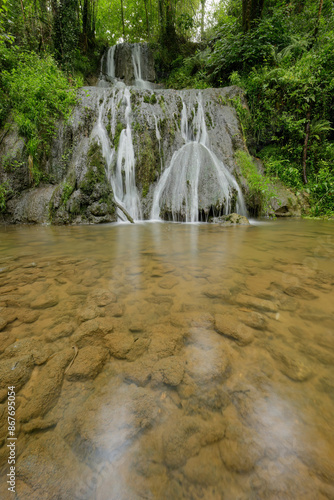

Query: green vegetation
[0,180,11,211]
[166,0,334,217]
[80,142,106,195]
[0,0,333,217]
[235,150,276,215]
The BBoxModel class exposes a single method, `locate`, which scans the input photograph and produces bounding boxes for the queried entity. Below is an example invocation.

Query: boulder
[211,213,250,225]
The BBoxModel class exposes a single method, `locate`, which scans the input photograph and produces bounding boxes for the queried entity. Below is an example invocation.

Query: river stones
[104,332,134,359]
[77,304,102,323]
[284,286,318,300]
[219,407,263,473]
[65,346,109,381]
[21,416,58,434]
[16,308,40,324]
[2,338,53,365]
[17,349,74,422]
[30,293,59,309]
[0,306,17,324]
[0,318,7,331]
[162,416,203,468]
[151,356,185,387]
[215,314,254,345]
[235,294,278,313]
[73,384,159,462]
[158,277,179,290]
[72,318,113,347]
[183,445,223,485]
[0,355,34,400]
[211,213,250,225]
[270,349,313,382]
[185,344,230,384]
[90,288,117,306]
[15,433,91,500]
[45,322,75,342]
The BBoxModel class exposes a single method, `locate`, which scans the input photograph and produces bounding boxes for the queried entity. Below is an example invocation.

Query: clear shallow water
[0,219,333,500]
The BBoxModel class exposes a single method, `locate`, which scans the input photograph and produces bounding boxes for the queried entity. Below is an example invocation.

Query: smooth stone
[0,318,7,331]
[30,294,58,310]
[65,346,109,381]
[158,277,179,290]
[72,318,113,347]
[0,307,17,324]
[215,313,254,345]
[77,304,101,323]
[235,294,278,313]
[105,303,124,317]
[17,349,73,422]
[239,310,267,330]
[16,309,40,324]
[0,355,34,393]
[284,286,318,300]
[21,417,58,433]
[90,288,117,306]
[270,349,313,381]
[45,323,75,342]
[2,338,53,365]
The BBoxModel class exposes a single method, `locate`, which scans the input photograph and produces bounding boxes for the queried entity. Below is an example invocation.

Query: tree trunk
[143,0,150,40]
[242,0,264,32]
[201,0,206,41]
[302,110,311,185]
[312,0,323,44]
[120,0,125,37]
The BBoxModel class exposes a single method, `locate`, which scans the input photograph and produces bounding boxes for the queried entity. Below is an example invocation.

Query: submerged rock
[210,213,250,225]
[65,346,109,380]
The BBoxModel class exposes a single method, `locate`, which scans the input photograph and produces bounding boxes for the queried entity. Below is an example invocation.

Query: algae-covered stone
[211,213,250,225]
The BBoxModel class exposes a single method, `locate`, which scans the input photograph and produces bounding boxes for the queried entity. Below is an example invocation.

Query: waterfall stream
[94,43,247,223]
[151,96,247,222]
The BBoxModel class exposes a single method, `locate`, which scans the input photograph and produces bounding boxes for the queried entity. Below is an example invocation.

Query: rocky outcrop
[0,81,249,224]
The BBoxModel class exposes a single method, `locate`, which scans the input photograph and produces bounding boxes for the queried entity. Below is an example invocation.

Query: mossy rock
[135,130,159,198]
[80,142,106,195]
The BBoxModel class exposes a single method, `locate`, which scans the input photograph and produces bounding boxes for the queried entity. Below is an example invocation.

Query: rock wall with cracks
[0,85,249,225]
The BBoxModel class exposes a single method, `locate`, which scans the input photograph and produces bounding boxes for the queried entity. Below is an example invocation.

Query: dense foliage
[168,0,334,216]
[0,0,333,216]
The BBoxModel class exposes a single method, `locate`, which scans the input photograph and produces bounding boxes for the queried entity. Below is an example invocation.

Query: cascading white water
[106,46,116,79]
[154,115,163,172]
[151,95,247,222]
[115,88,142,220]
[132,43,155,90]
[91,89,142,221]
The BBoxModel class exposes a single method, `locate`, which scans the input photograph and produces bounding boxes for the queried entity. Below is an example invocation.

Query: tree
[242,0,264,32]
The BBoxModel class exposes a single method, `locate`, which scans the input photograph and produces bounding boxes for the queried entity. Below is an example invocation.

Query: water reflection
[0,220,333,499]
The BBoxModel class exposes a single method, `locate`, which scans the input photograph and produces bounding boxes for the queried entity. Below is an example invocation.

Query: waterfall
[132,43,155,90]
[93,43,247,223]
[151,95,247,222]
[91,88,142,222]
[106,46,116,79]
[154,115,163,172]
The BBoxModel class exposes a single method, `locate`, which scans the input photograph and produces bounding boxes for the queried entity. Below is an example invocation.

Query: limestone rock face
[0,83,248,224]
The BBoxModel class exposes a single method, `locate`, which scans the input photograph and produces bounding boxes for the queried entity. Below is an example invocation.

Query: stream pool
[0,219,333,499]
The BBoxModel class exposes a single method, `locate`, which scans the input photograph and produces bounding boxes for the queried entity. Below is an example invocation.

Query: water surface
[0,220,333,499]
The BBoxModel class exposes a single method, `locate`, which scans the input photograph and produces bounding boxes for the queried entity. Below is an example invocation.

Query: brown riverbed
[0,219,333,500]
